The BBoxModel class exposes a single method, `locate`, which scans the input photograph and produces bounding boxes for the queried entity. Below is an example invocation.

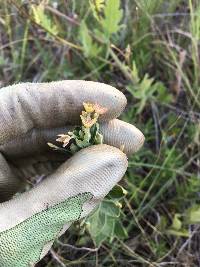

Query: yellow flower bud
[83,102,95,113]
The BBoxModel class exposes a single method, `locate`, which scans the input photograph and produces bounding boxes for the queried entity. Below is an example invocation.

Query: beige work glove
[0,81,144,267]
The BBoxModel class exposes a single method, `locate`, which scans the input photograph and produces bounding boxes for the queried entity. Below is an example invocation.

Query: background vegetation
[0,0,200,266]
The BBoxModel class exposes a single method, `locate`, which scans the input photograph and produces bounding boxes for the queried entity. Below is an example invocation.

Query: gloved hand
[0,80,144,267]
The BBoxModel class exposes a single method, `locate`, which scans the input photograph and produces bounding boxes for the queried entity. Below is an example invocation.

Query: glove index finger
[0,81,127,145]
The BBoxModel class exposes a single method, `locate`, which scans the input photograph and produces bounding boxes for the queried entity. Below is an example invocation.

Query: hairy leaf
[101,0,123,37]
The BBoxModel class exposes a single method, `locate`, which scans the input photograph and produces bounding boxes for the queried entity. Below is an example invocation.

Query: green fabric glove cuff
[0,192,92,267]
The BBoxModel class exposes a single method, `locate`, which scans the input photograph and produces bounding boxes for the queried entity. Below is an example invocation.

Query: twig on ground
[50,249,66,267]
[57,240,98,252]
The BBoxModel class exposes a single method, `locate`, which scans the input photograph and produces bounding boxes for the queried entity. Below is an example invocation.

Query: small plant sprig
[48,102,108,154]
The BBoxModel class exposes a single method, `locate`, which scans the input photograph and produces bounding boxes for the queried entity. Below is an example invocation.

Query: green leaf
[75,138,89,148]
[93,232,107,247]
[83,127,92,143]
[86,200,125,246]
[86,208,106,237]
[90,123,98,141]
[95,132,103,144]
[100,200,120,217]
[100,0,123,37]
[188,206,200,223]
[90,0,105,22]
[108,184,128,199]
[102,215,115,238]
[79,21,93,57]
[166,229,189,237]
[127,69,170,114]
[79,21,101,57]
[69,143,80,153]
[31,4,58,35]
[171,214,182,230]
[167,214,189,237]
[93,0,105,11]
[86,206,108,247]
[131,61,140,83]
[155,82,172,103]
[114,220,128,239]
